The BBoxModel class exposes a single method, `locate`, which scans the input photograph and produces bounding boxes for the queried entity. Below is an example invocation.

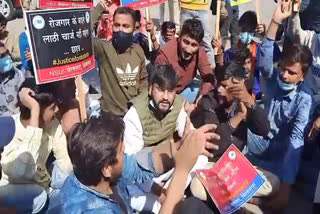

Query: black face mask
[112,31,133,54]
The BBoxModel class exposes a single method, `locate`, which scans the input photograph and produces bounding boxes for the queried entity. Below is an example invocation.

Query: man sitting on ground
[245,2,314,211]
[190,62,270,159]
[0,78,73,213]
[92,0,148,116]
[124,64,187,153]
[154,19,215,103]
[189,63,280,212]
[123,64,200,213]
[213,11,281,99]
[57,114,219,213]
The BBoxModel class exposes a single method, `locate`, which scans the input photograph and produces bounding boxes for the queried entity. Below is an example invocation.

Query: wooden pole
[256,0,261,24]
[145,7,153,52]
[214,0,222,54]
[75,76,87,122]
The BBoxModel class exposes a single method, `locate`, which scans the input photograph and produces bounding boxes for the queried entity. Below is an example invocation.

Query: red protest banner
[196,145,265,214]
[25,8,95,84]
[38,0,94,9]
[121,0,166,9]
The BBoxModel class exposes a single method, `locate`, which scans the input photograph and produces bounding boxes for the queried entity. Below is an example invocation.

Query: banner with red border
[38,0,94,9]
[25,7,95,84]
[121,0,166,9]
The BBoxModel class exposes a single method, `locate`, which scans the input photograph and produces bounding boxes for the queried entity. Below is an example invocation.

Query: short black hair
[68,114,125,186]
[234,47,251,65]
[149,64,178,91]
[113,6,135,25]
[134,10,141,23]
[0,13,7,26]
[239,11,257,32]
[17,78,60,120]
[215,62,246,82]
[280,42,313,75]
[180,19,204,43]
[161,21,176,33]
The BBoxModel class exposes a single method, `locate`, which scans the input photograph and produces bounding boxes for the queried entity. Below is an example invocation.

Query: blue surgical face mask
[0,55,13,74]
[239,32,254,45]
[276,74,298,91]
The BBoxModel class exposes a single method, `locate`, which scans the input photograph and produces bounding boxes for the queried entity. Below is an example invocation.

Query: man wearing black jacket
[191,62,270,158]
[189,63,280,213]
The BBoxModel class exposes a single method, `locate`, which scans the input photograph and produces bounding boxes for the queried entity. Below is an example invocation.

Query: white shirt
[123,102,188,155]
[124,102,208,213]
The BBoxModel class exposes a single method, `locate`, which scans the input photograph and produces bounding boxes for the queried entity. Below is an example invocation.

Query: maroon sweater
[154,38,214,94]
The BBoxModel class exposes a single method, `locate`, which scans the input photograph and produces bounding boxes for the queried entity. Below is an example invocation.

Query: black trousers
[178,197,217,214]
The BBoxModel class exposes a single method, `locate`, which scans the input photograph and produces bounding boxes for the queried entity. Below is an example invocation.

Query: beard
[180,51,193,62]
[152,98,172,114]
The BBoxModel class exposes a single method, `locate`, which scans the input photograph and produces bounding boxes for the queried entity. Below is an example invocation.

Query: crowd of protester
[1,0,320,213]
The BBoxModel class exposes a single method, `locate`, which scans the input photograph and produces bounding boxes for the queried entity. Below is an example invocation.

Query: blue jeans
[179,80,200,103]
[0,184,47,213]
[180,8,215,66]
[245,129,270,156]
[0,163,69,213]
[46,163,70,214]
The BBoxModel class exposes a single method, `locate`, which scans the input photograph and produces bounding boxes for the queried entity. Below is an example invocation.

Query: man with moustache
[123,64,188,154]
[123,64,208,213]
[154,19,215,103]
[0,78,73,213]
[92,0,148,117]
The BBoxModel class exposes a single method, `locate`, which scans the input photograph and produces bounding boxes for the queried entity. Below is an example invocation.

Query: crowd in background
[1,0,320,213]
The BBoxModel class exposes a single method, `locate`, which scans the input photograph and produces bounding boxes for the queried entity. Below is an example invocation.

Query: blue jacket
[19,32,32,71]
[59,152,157,214]
[246,38,314,184]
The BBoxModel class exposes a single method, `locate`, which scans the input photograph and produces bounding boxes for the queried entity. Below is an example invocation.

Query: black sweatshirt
[191,90,270,158]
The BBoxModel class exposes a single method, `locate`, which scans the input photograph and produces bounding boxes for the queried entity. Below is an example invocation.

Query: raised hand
[146,19,155,36]
[174,124,220,173]
[211,38,223,54]
[256,23,266,37]
[273,0,293,23]
[24,49,32,61]
[100,0,113,10]
[18,88,40,127]
[226,78,255,107]
[18,88,39,111]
